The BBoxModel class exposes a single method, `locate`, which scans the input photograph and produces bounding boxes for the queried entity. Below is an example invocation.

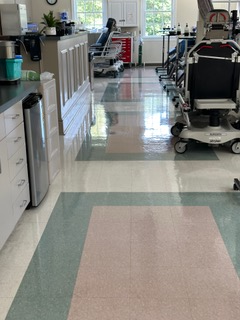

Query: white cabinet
[39,79,60,184]
[108,0,138,27]
[0,135,12,250]
[0,101,30,250]
[5,102,29,225]
[40,33,90,134]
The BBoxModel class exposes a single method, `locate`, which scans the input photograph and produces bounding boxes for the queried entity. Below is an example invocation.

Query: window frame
[142,0,176,38]
[71,0,107,30]
[212,0,240,11]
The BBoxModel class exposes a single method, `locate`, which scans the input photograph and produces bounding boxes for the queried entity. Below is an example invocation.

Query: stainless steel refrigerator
[23,93,49,207]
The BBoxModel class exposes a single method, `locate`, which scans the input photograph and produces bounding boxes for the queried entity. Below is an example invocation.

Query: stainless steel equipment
[0,41,15,59]
[23,93,49,207]
[0,41,22,84]
[0,4,28,35]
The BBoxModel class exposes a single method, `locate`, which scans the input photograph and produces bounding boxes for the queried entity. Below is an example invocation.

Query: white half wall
[142,37,177,65]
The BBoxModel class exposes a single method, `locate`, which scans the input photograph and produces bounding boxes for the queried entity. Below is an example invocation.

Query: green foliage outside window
[145,0,172,36]
[76,0,103,29]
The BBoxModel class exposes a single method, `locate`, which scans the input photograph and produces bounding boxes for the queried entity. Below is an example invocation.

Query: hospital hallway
[1,66,240,320]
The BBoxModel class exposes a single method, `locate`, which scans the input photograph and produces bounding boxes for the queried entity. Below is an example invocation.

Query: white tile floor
[1,67,240,319]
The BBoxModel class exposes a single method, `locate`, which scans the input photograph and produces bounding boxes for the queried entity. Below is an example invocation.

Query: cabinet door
[108,1,124,26]
[124,1,138,26]
[0,139,13,250]
[108,0,138,27]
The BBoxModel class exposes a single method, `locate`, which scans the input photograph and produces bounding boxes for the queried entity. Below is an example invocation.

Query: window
[212,0,239,11]
[72,0,107,30]
[143,0,175,37]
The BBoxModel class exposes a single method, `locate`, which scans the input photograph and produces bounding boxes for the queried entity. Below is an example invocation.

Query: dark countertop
[0,81,40,113]
[42,31,88,41]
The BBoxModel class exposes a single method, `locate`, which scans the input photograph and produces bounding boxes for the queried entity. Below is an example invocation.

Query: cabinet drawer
[0,113,6,141]
[8,144,27,182]
[46,128,60,161]
[6,122,25,159]
[44,106,59,137]
[11,164,29,204]
[4,101,23,135]
[13,184,30,224]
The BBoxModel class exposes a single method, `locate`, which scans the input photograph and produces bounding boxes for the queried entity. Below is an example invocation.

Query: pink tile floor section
[67,206,240,320]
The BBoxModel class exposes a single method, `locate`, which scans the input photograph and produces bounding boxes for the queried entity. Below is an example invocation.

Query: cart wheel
[231,141,240,154]
[175,102,179,108]
[175,141,187,154]
[233,183,238,190]
[170,123,184,137]
[172,97,176,102]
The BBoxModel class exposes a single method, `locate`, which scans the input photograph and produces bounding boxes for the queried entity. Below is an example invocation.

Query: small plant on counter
[40,10,60,35]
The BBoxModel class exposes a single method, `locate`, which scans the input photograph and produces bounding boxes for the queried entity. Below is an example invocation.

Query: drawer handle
[16,158,24,165]
[11,114,20,120]
[20,200,28,208]
[14,137,22,143]
[17,179,26,187]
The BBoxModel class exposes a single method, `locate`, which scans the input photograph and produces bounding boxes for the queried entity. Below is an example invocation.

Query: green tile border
[6,192,240,319]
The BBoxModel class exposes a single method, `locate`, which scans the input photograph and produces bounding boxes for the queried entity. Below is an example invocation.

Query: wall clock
[46,0,58,5]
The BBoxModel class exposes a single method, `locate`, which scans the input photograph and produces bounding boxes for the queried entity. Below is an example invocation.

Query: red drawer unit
[112,36,133,64]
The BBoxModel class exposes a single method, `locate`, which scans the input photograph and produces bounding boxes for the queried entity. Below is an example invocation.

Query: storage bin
[6,58,23,80]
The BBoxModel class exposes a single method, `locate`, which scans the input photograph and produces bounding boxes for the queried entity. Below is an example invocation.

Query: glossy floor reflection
[1,67,240,320]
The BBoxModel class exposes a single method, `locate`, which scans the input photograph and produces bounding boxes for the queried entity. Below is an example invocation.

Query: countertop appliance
[0,40,22,84]
[0,4,28,35]
[23,93,49,207]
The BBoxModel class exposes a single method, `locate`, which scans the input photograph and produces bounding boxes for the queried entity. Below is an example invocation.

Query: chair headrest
[205,9,230,26]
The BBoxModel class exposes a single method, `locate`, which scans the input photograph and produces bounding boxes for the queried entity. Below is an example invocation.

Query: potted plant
[40,10,59,35]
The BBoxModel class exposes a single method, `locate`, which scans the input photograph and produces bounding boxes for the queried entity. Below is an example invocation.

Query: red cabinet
[112,36,133,64]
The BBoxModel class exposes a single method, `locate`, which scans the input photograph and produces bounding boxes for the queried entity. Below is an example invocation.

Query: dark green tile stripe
[6,192,240,320]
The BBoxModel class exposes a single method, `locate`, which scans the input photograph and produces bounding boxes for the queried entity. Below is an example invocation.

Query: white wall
[176,0,198,30]
[31,0,72,25]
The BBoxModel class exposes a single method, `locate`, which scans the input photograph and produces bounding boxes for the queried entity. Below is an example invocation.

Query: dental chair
[172,9,240,153]
[174,39,240,153]
[89,18,124,78]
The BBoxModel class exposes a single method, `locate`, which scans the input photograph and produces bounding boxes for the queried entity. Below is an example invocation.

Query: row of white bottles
[169,23,192,36]
[175,23,190,36]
